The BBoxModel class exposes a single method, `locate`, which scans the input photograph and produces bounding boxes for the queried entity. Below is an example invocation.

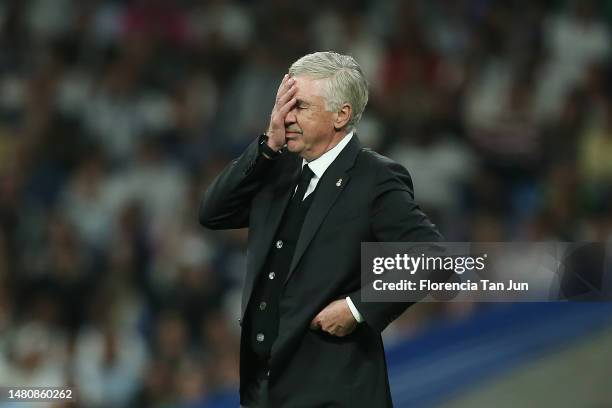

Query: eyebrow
[296,99,311,107]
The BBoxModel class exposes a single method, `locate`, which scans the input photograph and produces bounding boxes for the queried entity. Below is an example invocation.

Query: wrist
[259,134,283,160]
[265,131,284,151]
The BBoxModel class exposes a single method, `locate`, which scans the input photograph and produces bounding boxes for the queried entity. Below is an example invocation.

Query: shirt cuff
[345,296,364,323]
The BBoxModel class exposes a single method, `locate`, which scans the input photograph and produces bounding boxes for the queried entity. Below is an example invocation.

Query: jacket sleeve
[199,137,276,230]
[349,157,443,333]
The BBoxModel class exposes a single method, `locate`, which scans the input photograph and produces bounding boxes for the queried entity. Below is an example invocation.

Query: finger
[334,324,348,337]
[276,75,294,101]
[321,319,335,332]
[277,81,296,106]
[276,74,289,97]
[277,97,296,117]
[337,320,356,337]
[310,315,322,330]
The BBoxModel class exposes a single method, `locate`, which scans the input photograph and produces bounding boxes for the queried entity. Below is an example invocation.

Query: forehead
[292,75,327,102]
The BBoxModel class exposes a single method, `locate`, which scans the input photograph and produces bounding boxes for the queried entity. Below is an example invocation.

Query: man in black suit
[199,51,442,407]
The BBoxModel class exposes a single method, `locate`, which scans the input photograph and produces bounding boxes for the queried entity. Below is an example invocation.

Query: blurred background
[0,0,611,407]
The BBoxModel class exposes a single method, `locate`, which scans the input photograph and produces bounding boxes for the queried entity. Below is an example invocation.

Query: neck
[303,130,349,162]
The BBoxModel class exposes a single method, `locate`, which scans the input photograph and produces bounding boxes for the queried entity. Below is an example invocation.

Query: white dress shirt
[296,131,364,323]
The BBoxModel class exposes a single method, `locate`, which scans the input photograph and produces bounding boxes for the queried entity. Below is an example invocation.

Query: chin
[286,141,303,153]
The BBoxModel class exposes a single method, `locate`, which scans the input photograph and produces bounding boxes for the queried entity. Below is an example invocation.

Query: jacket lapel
[285,136,362,284]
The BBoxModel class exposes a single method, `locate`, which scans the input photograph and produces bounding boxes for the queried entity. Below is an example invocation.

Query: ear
[333,103,352,130]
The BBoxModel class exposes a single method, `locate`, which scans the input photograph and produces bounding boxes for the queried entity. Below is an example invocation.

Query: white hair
[288,51,369,131]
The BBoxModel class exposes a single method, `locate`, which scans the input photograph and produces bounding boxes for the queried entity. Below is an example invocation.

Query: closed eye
[295,99,311,110]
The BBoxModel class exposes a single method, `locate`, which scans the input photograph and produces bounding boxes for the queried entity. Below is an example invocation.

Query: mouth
[286,130,302,137]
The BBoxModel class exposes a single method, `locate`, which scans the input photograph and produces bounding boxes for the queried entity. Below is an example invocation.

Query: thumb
[310,314,322,330]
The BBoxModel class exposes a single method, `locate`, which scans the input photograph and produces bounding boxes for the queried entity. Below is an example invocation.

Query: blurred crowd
[0,0,611,407]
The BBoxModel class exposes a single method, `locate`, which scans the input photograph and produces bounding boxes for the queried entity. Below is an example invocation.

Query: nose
[285,106,297,125]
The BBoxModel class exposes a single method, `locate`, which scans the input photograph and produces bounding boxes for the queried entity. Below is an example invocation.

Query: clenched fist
[310,299,358,337]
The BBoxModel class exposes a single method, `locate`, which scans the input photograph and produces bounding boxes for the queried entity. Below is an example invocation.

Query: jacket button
[275,240,283,249]
[268,272,275,280]
[259,301,267,310]
[256,333,265,342]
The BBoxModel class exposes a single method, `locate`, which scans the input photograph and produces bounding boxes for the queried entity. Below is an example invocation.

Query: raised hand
[266,74,297,151]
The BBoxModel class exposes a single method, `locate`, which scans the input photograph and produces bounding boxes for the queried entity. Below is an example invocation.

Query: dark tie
[293,164,314,203]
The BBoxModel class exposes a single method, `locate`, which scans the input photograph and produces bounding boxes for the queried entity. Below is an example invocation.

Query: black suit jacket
[200,135,442,407]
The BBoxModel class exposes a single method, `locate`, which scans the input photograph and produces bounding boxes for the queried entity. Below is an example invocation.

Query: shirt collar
[301,131,354,179]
